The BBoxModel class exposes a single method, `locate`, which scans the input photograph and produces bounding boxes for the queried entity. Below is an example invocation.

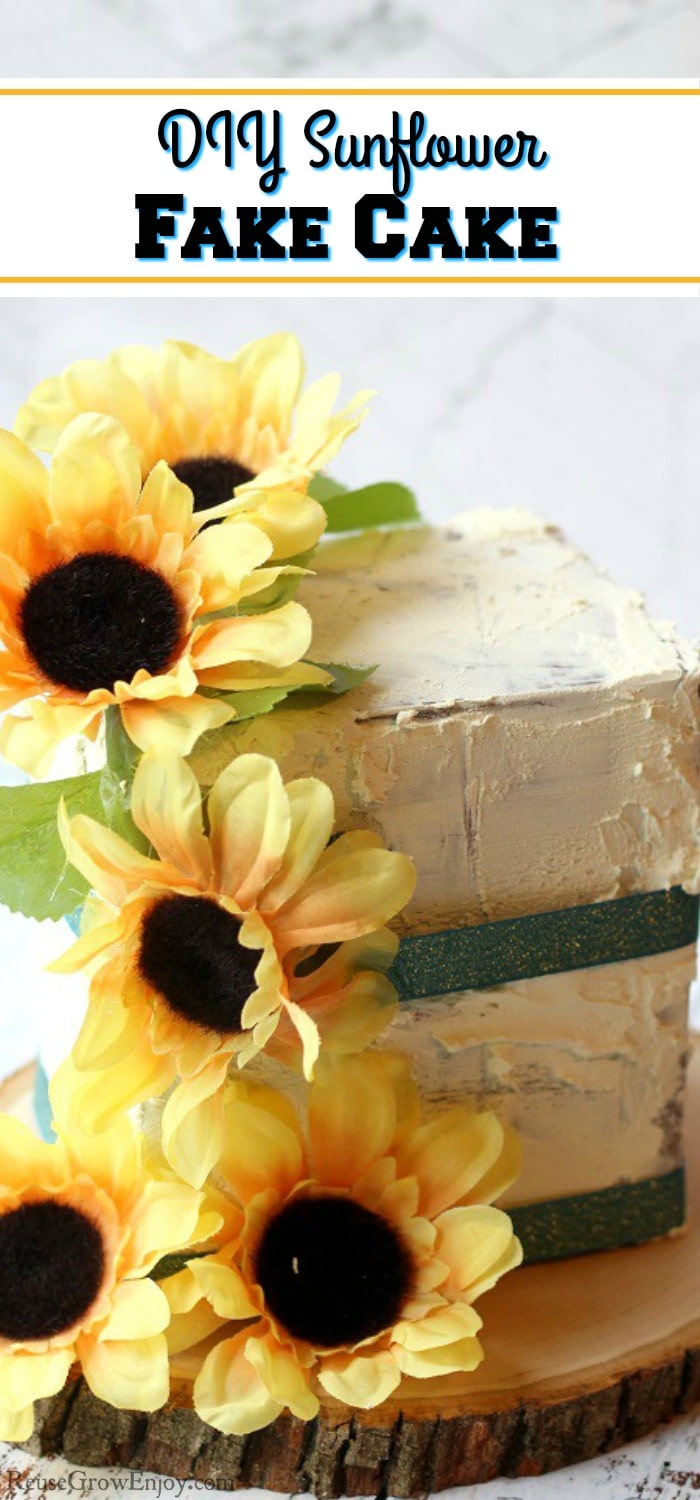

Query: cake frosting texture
[192,508,700,1218]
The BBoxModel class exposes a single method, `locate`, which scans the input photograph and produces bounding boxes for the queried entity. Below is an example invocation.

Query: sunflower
[0,1060,208,1443]
[158,1053,522,1436]
[53,746,416,1188]
[15,334,370,552]
[0,414,326,778]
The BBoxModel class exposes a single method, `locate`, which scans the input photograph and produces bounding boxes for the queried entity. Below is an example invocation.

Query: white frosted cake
[192,508,700,1258]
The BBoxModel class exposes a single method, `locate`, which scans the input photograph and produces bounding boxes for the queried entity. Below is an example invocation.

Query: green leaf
[0,747,151,923]
[150,1249,216,1282]
[309,474,348,504]
[99,766,151,856]
[104,705,141,785]
[319,481,422,533]
[216,686,298,721]
[237,550,316,615]
[296,661,376,699]
[205,660,376,730]
[0,772,103,921]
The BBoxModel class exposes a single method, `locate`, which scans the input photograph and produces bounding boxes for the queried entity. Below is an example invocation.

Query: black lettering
[494,134,517,165]
[238,109,285,194]
[158,110,203,169]
[290,207,329,259]
[304,109,337,170]
[410,207,463,260]
[464,207,516,260]
[518,131,549,168]
[135,194,184,259]
[355,193,406,259]
[180,206,234,259]
[518,207,558,259]
[236,207,287,259]
[205,110,233,167]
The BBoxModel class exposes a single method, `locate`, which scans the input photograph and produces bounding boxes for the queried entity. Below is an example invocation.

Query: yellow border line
[0,276,697,284]
[0,87,698,95]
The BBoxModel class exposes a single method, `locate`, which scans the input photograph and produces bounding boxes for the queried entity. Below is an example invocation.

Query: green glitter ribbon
[510,1167,685,1263]
[391,886,699,1002]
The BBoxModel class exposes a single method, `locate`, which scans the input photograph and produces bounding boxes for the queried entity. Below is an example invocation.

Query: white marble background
[1,0,699,77]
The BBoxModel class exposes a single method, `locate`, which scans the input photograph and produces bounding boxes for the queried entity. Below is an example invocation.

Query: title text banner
[0,82,698,287]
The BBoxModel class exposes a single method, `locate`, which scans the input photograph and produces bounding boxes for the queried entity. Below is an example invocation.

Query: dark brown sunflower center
[20,552,181,693]
[0,1200,105,1341]
[254,1196,414,1348]
[138,894,260,1034]
[172,456,256,513]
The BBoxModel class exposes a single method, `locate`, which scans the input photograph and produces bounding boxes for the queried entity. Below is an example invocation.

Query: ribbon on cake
[41,887,696,1262]
[390,885,699,1001]
[390,884,698,1262]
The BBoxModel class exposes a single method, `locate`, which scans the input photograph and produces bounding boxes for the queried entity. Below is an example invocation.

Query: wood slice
[5,1046,700,1497]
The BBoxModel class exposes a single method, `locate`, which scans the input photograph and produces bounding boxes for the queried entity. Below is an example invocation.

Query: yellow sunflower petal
[194,1329,284,1436]
[392,1302,482,1353]
[191,600,313,672]
[280,998,320,1081]
[245,1333,319,1423]
[0,702,102,778]
[128,1179,208,1273]
[208,753,290,907]
[138,460,194,540]
[231,332,305,438]
[308,1054,397,1188]
[49,413,142,532]
[120,691,234,756]
[160,1057,231,1188]
[53,1067,142,1200]
[188,1257,259,1323]
[218,1089,304,1204]
[0,1115,65,1192]
[317,1349,400,1409]
[291,929,399,1002]
[272,844,416,952]
[115,654,199,703]
[0,429,49,552]
[130,746,212,885]
[78,1332,169,1412]
[397,1110,507,1222]
[300,970,398,1057]
[289,376,371,473]
[58,800,174,906]
[98,1279,171,1342]
[394,1334,484,1379]
[63,1042,175,1134]
[0,1401,35,1442]
[185,522,274,613]
[0,1347,72,1412]
[231,488,327,562]
[48,914,125,976]
[460,1124,523,1208]
[197,661,331,693]
[167,1300,229,1360]
[71,979,145,1073]
[16,357,159,461]
[435,1206,523,1302]
[259,777,335,913]
[159,1266,203,1321]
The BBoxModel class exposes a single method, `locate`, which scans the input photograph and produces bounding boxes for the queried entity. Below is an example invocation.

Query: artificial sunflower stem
[101,706,148,853]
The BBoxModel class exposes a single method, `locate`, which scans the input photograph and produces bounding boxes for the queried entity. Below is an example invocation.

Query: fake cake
[191,508,700,1259]
[0,338,698,1491]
